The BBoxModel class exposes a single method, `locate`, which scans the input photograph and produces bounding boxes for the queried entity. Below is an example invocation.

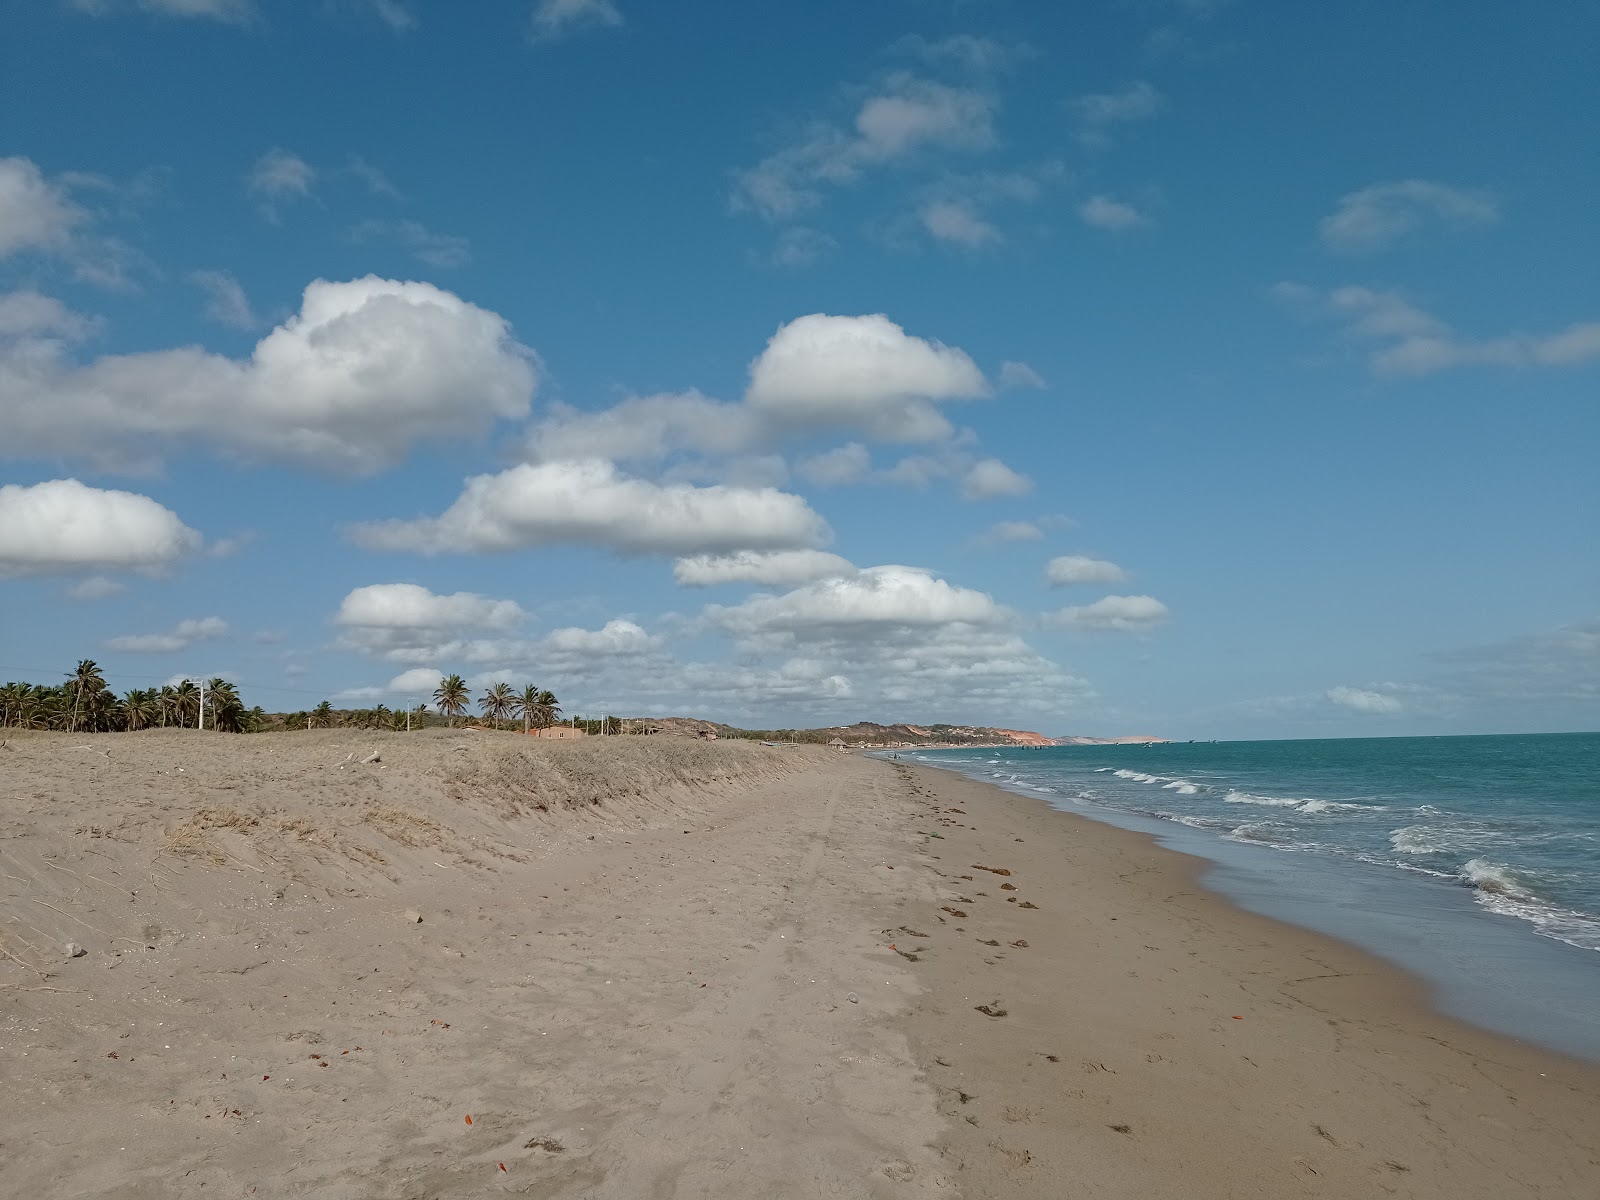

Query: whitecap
[1161,780,1200,795]
[1459,858,1537,901]
[1298,799,1387,814]
[1223,789,1301,808]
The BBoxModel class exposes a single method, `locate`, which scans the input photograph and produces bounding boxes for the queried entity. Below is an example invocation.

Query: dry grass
[362,804,447,848]
[159,806,259,863]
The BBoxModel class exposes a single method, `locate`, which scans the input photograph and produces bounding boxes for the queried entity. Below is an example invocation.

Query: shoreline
[902,746,1600,1063]
[890,757,1600,1196]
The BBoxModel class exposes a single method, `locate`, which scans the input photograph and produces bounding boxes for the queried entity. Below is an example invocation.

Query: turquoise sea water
[904,733,1600,1057]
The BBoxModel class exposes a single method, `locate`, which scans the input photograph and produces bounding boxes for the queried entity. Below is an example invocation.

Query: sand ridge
[1,731,952,1197]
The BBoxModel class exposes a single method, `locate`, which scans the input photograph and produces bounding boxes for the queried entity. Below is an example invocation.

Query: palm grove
[0,663,561,735]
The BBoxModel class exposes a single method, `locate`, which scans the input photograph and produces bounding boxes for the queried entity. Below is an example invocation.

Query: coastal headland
[2,730,1595,1197]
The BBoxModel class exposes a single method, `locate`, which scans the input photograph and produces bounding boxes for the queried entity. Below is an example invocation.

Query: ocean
[902,732,1600,1060]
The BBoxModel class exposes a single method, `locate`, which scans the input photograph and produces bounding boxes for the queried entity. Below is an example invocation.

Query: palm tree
[515,684,541,734]
[534,689,560,729]
[123,688,160,731]
[208,678,244,733]
[310,700,335,729]
[67,659,106,732]
[0,682,28,728]
[480,682,515,728]
[172,680,201,728]
[434,675,469,726]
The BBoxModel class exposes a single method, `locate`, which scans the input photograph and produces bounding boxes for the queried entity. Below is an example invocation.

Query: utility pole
[199,681,205,732]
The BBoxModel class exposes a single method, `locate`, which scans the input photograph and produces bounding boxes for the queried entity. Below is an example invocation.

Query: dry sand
[1,731,1596,1198]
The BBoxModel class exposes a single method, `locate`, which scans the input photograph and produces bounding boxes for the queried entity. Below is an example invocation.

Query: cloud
[1078,194,1146,231]
[358,0,415,31]
[998,360,1046,389]
[387,666,442,694]
[66,576,126,600]
[1045,555,1129,585]
[1050,594,1169,632]
[107,616,228,654]
[747,312,988,440]
[895,34,1034,74]
[543,619,658,658]
[0,289,97,340]
[1326,685,1403,714]
[334,583,527,663]
[0,479,201,576]
[920,199,1002,247]
[961,457,1033,499]
[763,226,837,269]
[1280,283,1600,376]
[732,74,997,221]
[0,157,84,258]
[0,275,538,473]
[348,219,472,268]
[1319,180,1498,254]
[711,565,1004,638]
[531,0,622,40]
[1069,81,1164,147]
[350,459,828,557]
[248,148,315,220]
[525,313,990,477]
[1427,617,1599,708]
[70,0,254,22]
[796,442,872,486]
[189,270,256,329]
[673,550,856,588]
[697,565,1088,718]
[981,520,1042,542]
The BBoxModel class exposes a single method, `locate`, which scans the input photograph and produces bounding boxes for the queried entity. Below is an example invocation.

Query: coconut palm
[207,678,244,733]
[0,682,28,727]
[310,700,335,729]
[171,680,201,728]
[534,689,560,729]
[515,685,541,734]
[123,688,160,731]
[480,682,515,728]
[434,674,469,726]
[67,659,106,732]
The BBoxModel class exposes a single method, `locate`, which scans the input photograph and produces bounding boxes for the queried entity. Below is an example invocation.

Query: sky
[1,0,1596,739]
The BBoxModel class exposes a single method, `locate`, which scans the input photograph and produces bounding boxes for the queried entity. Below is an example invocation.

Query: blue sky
[2,0,1595,738]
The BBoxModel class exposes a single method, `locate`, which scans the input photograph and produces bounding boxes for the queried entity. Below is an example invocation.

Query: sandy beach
[3,731,1597,1198]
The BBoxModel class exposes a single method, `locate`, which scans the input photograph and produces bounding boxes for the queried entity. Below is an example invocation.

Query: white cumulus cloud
[66,576,126,600]
[746,312,988,441]
[711,565,1004,638]
[1050,594,1169,632]
[350,459,828,557]
[796,442,872,486]
[1319,180,1498,254]
[334,583,527,664]
[107,616,228,654]
[961,457,1033,499]
[0,157,84,258]
[1326,685,1403,714]
[0,275,537,473]
[0,479,201,576]
[673,550,856,588]
[1046,555,1129,585]
[998,360,1046,389]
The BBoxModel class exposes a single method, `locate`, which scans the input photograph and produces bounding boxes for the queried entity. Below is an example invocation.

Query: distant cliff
[1053,734,1168,745]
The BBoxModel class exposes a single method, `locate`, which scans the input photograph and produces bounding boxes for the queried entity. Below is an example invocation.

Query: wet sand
[2,732,1597,1197]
